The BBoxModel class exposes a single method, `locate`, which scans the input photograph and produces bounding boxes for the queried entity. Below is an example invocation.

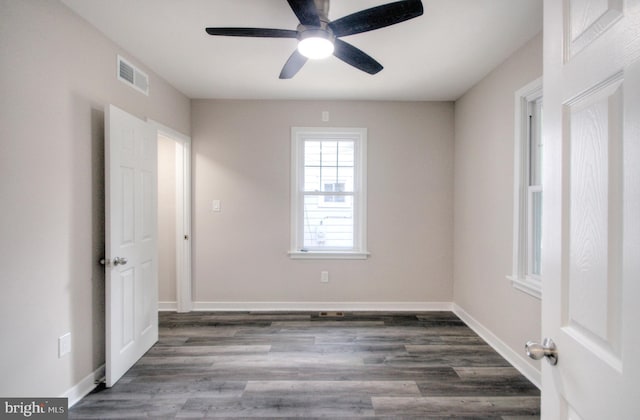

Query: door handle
[113,256,128,266]
[526,338,558,365]
[99,257,128,267]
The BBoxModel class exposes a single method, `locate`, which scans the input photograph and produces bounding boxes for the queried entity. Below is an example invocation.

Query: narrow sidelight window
[509,78,543,298]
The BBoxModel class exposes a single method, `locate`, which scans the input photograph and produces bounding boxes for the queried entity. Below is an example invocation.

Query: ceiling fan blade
[279,50,309,79]
[286,0,321,27]
[205,27,298,38]
[329,0,423,37]
[333,39,383,75]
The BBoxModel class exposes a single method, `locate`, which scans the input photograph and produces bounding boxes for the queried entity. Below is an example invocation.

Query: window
[509,78,543,298]
[290,127,368,259]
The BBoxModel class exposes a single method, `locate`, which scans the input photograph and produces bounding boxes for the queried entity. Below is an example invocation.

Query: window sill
[289,251,370,260]
[507,275,542,300]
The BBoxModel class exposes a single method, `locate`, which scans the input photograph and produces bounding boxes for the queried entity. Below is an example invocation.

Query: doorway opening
[155,123,192,313]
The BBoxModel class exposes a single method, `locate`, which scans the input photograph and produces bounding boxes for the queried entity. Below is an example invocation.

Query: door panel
[566,0,624,57]
[543,0,640,418]
[105,104,158,387]
[565,76,623,365]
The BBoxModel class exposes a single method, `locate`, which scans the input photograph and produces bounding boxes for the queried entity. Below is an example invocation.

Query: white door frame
[149,120,192,313]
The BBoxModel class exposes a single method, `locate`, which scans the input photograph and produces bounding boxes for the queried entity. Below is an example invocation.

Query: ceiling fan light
[298,36,334,60]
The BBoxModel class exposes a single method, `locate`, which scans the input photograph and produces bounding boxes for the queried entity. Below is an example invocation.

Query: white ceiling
[61,0,542,101]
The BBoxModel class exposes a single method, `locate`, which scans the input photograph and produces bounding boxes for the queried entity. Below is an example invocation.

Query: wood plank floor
[70,311,540,419]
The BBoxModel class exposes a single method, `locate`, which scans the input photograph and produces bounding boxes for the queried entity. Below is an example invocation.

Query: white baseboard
[63,364,104,408]
[191,301,453,312]
[453,303,541,389]
[158,301,178,311]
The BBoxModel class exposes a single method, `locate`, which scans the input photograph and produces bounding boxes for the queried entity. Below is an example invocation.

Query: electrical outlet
[58,333,71,358]
[320,271,329,283]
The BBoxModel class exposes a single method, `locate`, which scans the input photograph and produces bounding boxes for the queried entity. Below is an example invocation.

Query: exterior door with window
[541,0,640,418]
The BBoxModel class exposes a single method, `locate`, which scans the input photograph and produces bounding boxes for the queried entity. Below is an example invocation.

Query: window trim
[508,78,542,299]
[289,127,369,259]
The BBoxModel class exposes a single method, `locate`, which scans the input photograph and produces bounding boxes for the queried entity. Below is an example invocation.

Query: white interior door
[541,1,640,418]
[105,104,158,387]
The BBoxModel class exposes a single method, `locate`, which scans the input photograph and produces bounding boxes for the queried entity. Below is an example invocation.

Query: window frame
[289,127,369,260]
[508,78,543,299]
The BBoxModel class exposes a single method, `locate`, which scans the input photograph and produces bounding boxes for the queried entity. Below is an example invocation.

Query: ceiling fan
[205,0,424,79]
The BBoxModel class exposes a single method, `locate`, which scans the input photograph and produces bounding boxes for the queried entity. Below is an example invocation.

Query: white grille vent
[117,55,149,96]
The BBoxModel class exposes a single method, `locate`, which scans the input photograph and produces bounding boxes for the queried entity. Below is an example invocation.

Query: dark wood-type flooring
[70,311,540,419]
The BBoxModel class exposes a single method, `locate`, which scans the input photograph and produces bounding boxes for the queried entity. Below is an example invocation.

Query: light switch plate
[321,271,329,283]
[59,333,71,358]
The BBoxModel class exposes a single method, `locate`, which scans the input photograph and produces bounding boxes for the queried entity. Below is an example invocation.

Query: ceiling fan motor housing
[297,22,335,59]
[297,22,335,42]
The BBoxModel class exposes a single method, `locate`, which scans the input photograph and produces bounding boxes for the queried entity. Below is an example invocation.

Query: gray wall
[0,0,190,397]
[453,33,543,371]
[191,100,454,305]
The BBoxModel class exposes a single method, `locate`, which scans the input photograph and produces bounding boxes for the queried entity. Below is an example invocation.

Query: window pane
[303,195,354,249]
[305,141,321,166]
[530,189,542,276]
[304,140,354,193]
[304,166,321,192]
[530,100,543,186]
[338,142,354,166]
[338,167,354,192]
[321,171,337,191]
[321,142,338,167]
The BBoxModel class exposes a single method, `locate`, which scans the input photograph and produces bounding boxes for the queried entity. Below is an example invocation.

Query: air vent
[117,55,149,96]
[319,311,345,317]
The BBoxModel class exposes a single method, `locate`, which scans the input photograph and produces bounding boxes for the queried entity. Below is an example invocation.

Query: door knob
[113,256,128,266]
[526,338,558,365]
